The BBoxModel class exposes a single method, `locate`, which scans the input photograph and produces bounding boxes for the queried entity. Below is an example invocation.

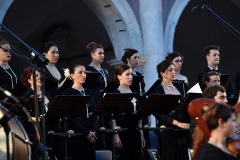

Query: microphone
[191,4,210,12]
[31,51,49,65]
[191,5,199,12]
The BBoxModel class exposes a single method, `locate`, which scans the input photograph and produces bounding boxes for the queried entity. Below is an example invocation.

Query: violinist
[190,99,236,160]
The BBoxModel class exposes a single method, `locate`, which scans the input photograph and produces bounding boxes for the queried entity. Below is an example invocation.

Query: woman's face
[0,44,11,63]
[44,46,59,64]
[161,64,175,82]
[71,66,86,85]
[117,68,133,86]
[91,48,104,64]
[28,71,42,88]
[127,53,139,69]
[221,113,236,138]
[172,56,183,72]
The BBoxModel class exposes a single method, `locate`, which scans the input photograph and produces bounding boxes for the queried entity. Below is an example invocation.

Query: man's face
[206,49,220,67]
[214,91,228,104]
[205,75,221,87]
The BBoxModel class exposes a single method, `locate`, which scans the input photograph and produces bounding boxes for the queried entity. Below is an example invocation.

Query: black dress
[198,142,236,160]
[197,67,235,97]
[43,65,65,98]
[20,88,62,160]
[151,83,191,160]
[0,65,20,100]
[62,87,97,160]
[109,89,142,160]
[85,65,110,149]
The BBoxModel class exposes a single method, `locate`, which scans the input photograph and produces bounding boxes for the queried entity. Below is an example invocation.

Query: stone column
[139,0,165,91]
[140,0,165,129]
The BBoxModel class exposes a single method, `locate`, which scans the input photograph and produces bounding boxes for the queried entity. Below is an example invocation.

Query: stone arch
[164,0,190,54]
[82,0,143,61]
[0,0,13,23]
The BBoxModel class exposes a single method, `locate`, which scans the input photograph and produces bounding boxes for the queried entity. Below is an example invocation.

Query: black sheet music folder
[83,72,101,88]
[46,95,90,119]
[95,93,135,114]
[145,79,162,95]
[178,93,202,110]
[139,94,182,115]
[172,80,185,86]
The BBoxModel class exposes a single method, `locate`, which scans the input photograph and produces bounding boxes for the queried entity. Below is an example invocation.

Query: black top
[62,87,97,136]
[235,71,240,93]
[21,88,52,116]
[85,65,110,90]
[197,67,235,97]
[43,65,65,98]
[198,142,236,160]
[130,71,145,94]
[0,65,20,99]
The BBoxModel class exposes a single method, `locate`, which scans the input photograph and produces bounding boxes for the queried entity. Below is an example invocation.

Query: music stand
[83,72,101,88]
[172,80,185,86]
[95,93,135,160]
[220,74,229,86]
[23,97,42,116]
[138,94,182,160]
[46,95,90,160]
[145,79,162,95]
[178,93,203,110]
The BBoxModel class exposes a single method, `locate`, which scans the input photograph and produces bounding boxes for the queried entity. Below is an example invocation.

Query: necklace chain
[1,65,17,89]
[90,63,107,87]
[118,86,132,93]
[162,82,176,95]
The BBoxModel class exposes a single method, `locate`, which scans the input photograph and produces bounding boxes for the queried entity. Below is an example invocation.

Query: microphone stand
[0,23,58,160]
[197,4,240,40]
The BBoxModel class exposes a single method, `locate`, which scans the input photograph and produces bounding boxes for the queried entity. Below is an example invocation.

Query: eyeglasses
[0,46,10,53]
[174,60,183,63]
[209,80,221,83]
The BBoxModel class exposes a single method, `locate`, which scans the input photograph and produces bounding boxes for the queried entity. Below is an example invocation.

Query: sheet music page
[187,83,202,93]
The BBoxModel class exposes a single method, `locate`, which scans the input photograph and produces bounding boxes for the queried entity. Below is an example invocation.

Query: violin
[227,135,240,156]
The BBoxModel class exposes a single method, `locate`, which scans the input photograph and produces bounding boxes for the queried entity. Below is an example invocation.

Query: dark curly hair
[85,41,104,55]
[156,60,173,79]
[121,48,139,64]
[20,66,34,87]
[165,51,183,62]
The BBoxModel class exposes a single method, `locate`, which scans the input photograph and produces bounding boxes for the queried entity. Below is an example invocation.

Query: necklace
[1,65,17,89]
[90,62,107,87]
[162,82,176,95]
[73,86,86,96]
[118,86,132,93]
